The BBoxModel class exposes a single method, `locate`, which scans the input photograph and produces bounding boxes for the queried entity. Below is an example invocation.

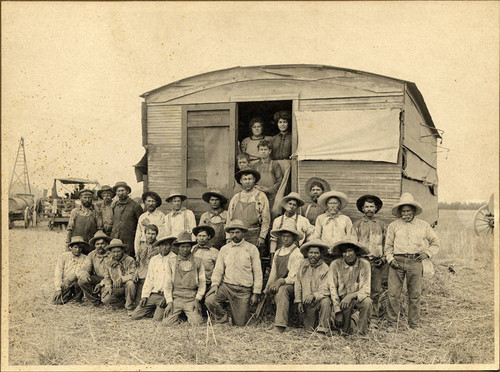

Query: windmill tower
[9,137,32,196]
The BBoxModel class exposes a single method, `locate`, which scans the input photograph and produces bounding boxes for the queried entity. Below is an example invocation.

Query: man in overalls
[199,189,228,249]
[96,185,115,235]
[163,232,206,326]
[264,225,304,332]
[269,192,314,259]
[66,189,103,254]
[164,191,197,238]
[301,177,331,226]
[226,169,270,256]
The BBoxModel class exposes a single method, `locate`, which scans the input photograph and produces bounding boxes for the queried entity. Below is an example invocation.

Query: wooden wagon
[135,64,441,226]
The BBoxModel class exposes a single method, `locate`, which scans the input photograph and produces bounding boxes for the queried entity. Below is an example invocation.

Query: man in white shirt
[134,191,165,255]
[164,191,197,238]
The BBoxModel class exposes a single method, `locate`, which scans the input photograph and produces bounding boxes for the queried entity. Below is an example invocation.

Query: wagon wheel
[474,204,494,235]
[24,207,31,229]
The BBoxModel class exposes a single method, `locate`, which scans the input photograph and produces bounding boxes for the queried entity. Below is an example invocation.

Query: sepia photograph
[1,1,499,371]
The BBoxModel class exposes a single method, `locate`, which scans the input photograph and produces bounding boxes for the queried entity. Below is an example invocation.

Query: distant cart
[9,193,36,229]
[474,194,494,236]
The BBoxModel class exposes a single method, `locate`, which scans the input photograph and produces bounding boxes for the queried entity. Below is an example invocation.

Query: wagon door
[182,103,237,219]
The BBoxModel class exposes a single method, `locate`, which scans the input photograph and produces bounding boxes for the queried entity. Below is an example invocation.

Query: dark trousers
[388,256,423,327]
[205,282,252,326]
[131,292,166,321]
[53,281,83,305]
[333,297,372,335]
[101,281,137,310]
[370,261,385,317]
[78,275,104,306]
[134,278,146,308]
[274,284,294,328]
[303,297,331,333]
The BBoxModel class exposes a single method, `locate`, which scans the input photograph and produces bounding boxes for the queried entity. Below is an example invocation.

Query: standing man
[111,182,143,258]
[134,191,165,255]
[192,225,219,291]
[199,190,228,249]
[226,169,270,254]
[96,185,115,236]
[251,139,283,210]
[66,189,102,254]
[206,220,263,326]
[351,194,387,319]
[385,193,440,330]
[329,238,372,336]
[301,177,330,226]
[164,191,197,238]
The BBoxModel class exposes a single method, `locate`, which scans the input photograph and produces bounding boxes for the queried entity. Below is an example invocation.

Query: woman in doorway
[240,117,271,164]
[270,111,292,160]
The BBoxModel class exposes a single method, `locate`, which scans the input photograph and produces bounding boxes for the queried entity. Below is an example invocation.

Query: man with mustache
[301,177,330,226]
[96,185,115,236]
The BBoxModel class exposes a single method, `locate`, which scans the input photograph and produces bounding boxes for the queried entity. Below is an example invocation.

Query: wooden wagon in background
[135,64,441,226]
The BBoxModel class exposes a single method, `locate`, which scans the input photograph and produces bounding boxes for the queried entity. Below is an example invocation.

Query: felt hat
[106,238,127,251]
[173,231,197,246]
[78,188,94,198]
[270,226,304,242]
[305,177,331,193]
[112,181,131,194]
[202,189,228,206]
[89,230,112,246]
[142,191,162,207]
[165,190,187,203]
[224,219,249,233]
[153,233,178,247]
[234,169,261,184]
[97,185,115,199]
[331,238,370,257]
[280,192,305,208]
[318,190,349,211]
[391,192,423,217]
[356,194,383,214]
[68,236,90,248]
[192,225,216,239]
[300,239,329,258]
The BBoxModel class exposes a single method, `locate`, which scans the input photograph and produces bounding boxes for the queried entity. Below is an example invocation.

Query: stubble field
[5,210,497,368]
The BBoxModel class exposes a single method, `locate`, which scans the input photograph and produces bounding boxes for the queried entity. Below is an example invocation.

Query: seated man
[264,224,304,332]
[131,234,177,321]
[163,232,206,326]
[53,236,88,305]
[98,239,137,315]
[134,224,159,307]
[206,220,262,326]
[329,238,372,336]
[295,240,331,334]
[77,230,111,306]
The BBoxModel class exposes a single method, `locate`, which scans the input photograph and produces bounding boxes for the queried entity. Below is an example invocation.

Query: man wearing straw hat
[134,191,165,255]
[206,220,263,326]
[53,236,88,305]
[200,189,228,249]
[351,194,387,318]
[111,182,143,258]
[295,240,331,334]
[163,232,206,326]
[77,230,112,306]
[96,185,115,235]
[301,177,331,226]
[131,233,177,321]
[269,192,314,258]
[385,193,440,330]
[264,223,304,332]
[164,191,197,238]
[329,238,372,336]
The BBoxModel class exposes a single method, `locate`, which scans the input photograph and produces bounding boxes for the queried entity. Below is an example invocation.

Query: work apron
[275,246,297,279]
[202,212,226,249]
[275,214,299,250]
[232,193,261,247]
[173,257,198,302]
[259,162,277,209]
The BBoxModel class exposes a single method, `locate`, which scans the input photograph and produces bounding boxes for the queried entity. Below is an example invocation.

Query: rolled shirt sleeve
[284,248,304,285]
[424,224,440,258]
[164,259,174,303]
[210,248,225,288]
[195,260,206,301]
[251,246,263,294]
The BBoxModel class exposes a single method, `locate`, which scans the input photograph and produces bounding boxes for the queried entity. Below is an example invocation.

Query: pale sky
[2,1,498,202]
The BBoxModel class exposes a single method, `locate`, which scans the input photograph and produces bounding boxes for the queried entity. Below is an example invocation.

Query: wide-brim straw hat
[318,190,349,211]
[173,231,197,246]
[112,182,132,194]
[68,236,90,248]
[89,230,112,246]
[192,225,216,239]
[97,185,115,199]
[356,194,383,214]
[106,238,127,251]
[305,177,331,193]
[300,239,330,258]
[142,191,162,207]
[224,219,249,233]
[270,226,304,242]
[153,234,178,247]
[280,192,305,208]
[391,192,423,217]
[165,191,187,203]
[234,169,261,184]
[202,190,228,206]
[78,188,95,198]
[331,238,370,257]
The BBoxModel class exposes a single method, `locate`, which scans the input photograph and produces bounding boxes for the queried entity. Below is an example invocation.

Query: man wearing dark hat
[352,194,387,318]
[200,190,228,249]
[164,191,197,238]
[96,185,115,235]
[110,182,143,258]
[163,232,206,326]
[192,225,219,290]
[77,230,111,306]
[66,188,102,254]
[206,220,263,326]
[134,191,165,255]
[329,239,372,336]
[385,193,440,330]
[226,169,270,253]
[53,236,88,305]
[301,177,330,226]
[295,240,331,334]
[264,223,304,332]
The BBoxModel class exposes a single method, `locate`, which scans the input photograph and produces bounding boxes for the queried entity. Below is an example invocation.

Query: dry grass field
[5,210,497,367]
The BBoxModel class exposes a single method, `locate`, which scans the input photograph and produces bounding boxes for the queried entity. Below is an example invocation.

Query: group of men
[54,171,439,336]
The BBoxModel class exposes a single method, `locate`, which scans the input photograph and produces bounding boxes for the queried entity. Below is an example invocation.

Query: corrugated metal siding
[298,160,402,225]
[299,95,404,111]
[401,178,438,225]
